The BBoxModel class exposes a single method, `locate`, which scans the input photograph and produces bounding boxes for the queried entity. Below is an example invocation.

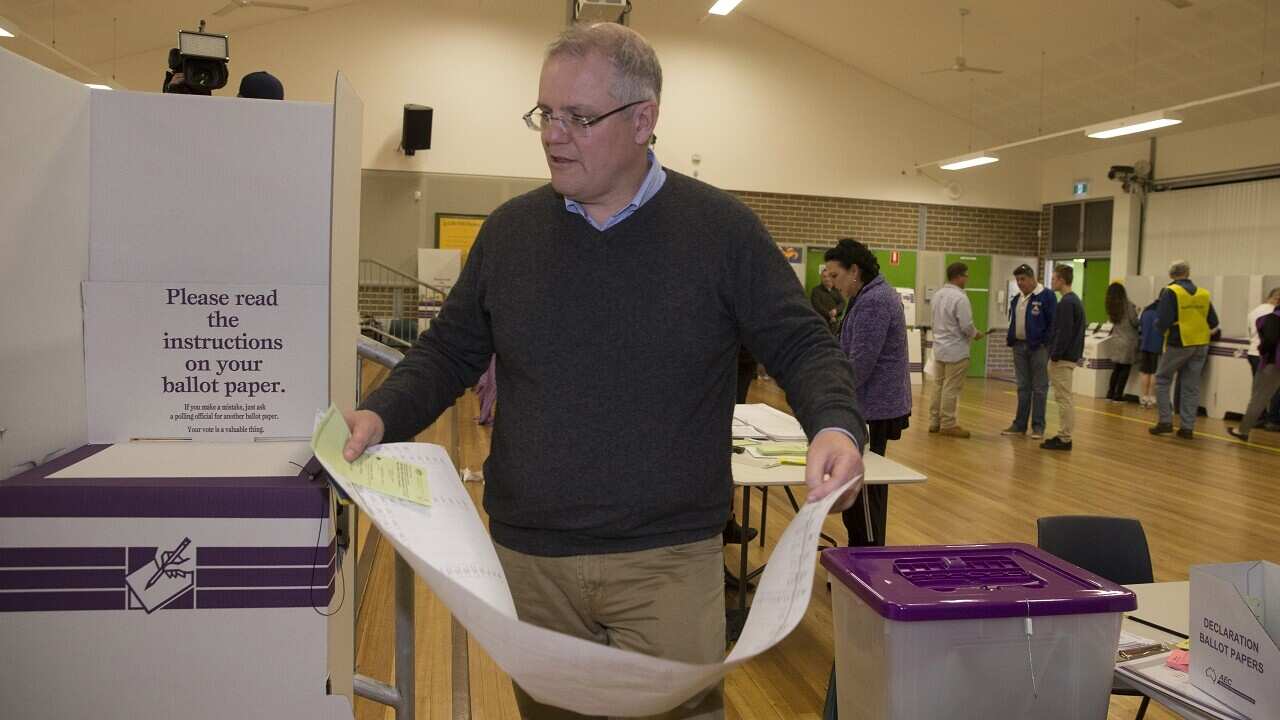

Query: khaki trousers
[1049,360,1076,441]
[494,536,726,720]
[929,358,970,429]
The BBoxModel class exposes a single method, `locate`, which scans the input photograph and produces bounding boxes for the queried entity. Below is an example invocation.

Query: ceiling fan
[213,0,311,17]
[922,8,1003,76]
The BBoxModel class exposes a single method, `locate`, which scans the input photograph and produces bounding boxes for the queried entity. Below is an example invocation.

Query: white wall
[0,48,90,478]
[93,0,1042,210]
[1040,139,1148,205]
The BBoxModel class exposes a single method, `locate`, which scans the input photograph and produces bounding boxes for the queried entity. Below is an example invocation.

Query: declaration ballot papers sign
[1190,561,1279,718]
[312,405,430,506]
[83,282,328,442]
[310,430,860,716]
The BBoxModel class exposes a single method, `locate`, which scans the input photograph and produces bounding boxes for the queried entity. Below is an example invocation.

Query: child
[1137,300,1163,408]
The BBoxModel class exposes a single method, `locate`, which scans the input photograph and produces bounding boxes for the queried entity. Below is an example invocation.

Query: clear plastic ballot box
[821,544,1137,720]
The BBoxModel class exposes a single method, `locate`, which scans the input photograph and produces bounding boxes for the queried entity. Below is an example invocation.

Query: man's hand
[973,329,985,340]
[829,308,837,319]
[343,409,386,462]
[804,430,865,513]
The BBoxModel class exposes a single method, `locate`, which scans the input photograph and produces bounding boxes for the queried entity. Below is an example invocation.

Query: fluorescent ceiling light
[708,0,744,15]
[1086,111,1182,139]
[85,83,112,90]
[939,153,999,171]
[0,25,14,38]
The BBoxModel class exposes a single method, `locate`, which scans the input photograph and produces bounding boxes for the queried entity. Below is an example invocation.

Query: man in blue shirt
[1003,264,1057,439]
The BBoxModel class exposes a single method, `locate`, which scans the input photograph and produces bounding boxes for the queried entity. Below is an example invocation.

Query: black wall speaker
[402,104,433,155]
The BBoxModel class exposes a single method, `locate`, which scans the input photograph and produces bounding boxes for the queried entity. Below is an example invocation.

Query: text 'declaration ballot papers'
[311,426,850,716]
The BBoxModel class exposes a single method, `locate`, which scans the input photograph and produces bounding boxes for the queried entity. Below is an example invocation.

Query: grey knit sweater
[360,171,866,556]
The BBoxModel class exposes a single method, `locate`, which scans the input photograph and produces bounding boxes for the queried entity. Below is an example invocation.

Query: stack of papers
[732,403,806,441]
[1116,653,1248,719]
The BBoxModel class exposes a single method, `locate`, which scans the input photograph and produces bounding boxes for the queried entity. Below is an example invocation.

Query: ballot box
[823,544,1135,720]
[0,442,349,720]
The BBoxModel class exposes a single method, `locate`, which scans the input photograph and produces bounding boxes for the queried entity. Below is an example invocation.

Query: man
[1229,298,1280,442]
[1003,264,1056,439]
[1244,287,1280,432]
[1150,259,1220,439]
[810,266,844,333]
[928,262,983,438]
[1042,266,1085,451]
[340,24,865,720]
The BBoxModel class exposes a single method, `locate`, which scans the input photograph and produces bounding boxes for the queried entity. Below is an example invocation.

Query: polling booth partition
[0,47,361,719]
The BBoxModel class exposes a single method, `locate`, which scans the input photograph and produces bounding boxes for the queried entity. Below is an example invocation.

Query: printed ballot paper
[313,406,430,506]
[310,407,853,716]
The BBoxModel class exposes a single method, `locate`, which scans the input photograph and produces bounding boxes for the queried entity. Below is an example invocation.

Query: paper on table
[313,405,430,506]
[311,439,850,717]
[1116,654,1248,720]
[733,403,806,441]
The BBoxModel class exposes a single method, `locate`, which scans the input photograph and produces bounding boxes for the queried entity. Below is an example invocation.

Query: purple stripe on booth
[0,547,126,567]
[196,564,334,588]
[0,445,329,519]
[0,590,127,612]
[0,569,126,590]
[197,541,335,567]
[197,581,334,609]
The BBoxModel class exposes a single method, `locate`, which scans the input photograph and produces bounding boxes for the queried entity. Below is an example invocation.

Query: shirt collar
[563,151,665,226]
[1021,283,1044,299]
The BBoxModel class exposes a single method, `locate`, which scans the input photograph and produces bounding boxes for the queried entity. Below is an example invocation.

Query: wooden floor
[351,362,1280,719]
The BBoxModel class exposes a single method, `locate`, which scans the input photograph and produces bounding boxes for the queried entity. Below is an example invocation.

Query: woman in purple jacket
[824,239,912,547]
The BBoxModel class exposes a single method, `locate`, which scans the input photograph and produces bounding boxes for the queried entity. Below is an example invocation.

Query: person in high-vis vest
[1150,259,1220,438]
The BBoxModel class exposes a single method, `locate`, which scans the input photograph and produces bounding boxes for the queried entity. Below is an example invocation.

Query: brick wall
[729,190,1042,256]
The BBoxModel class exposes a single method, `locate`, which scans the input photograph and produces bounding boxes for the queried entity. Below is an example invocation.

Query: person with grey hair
[339,22,867,720]
[1151,259,1220,438]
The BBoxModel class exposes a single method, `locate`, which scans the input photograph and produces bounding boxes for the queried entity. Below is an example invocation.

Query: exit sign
[1073,180,1089,197]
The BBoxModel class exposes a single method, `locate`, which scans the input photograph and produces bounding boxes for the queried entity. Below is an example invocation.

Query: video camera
[163,25,230,95]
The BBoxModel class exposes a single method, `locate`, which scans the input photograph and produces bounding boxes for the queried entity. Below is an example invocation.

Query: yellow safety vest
[1166,282,1212,347]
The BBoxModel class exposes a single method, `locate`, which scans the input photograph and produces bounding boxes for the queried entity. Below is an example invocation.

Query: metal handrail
[359,258,449,296]
[351,334,470,719]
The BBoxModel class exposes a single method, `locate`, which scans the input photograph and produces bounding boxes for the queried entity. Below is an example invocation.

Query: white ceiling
[2,0,1279,161]
[739,0,1280,159]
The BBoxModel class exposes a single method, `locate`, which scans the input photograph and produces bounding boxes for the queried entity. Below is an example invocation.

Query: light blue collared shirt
[564,151,667,231]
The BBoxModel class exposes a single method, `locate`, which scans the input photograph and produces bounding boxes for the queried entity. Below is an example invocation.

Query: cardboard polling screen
[1190,561,1279,718]
[83,89,334,442]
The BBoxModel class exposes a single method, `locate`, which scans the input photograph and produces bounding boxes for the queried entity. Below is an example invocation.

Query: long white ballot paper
[312,439,850,716]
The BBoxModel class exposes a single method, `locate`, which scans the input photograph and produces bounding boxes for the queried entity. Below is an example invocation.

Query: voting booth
[0,47,361,719]
[1075,322,1117,398]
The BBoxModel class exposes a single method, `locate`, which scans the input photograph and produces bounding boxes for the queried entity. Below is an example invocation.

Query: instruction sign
[83,281,328,441]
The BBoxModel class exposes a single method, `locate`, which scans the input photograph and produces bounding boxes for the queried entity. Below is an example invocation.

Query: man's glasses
[523,100,645,136]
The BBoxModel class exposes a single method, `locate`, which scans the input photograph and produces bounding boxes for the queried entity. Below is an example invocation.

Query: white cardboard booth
[0,47,362,719]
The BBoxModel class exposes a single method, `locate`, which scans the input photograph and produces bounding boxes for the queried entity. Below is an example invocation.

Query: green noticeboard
[872,249,917,290]
[945,254,992,378]
[1083,258,1111,325]
[806,247,919,294]
[805,247,826,293]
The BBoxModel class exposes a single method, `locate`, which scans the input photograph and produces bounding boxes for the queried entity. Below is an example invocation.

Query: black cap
[238,71,284,100]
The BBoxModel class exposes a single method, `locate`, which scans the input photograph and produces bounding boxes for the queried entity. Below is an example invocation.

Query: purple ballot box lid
[821,543,1137,622]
